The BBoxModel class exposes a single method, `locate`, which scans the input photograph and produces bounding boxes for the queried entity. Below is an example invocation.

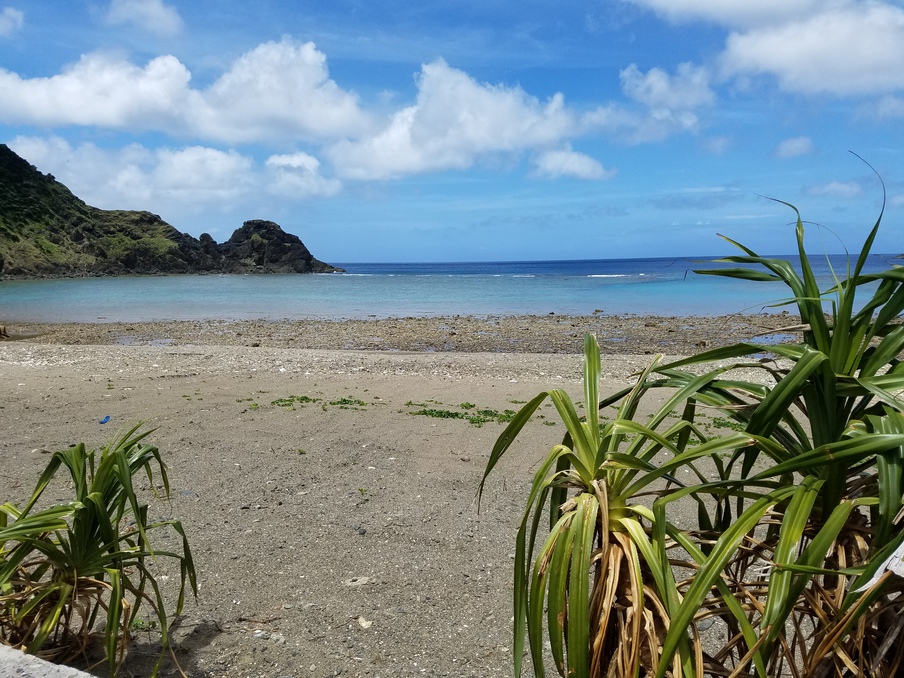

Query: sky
[1,1,904,263]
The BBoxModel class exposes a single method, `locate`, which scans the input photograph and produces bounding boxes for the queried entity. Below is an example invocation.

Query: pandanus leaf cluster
[481,199,904,677]
[0,426,196,676]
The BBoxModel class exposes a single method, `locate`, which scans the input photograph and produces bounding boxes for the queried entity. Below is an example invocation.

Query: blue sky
[1,1,903,262]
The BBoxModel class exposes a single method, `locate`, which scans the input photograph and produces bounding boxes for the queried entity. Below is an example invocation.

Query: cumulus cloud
[620,62,715,110]
[630,1,904,98]
[531,147,615,180]
[626,0,835,29]
[151,147,255,201]
[10,136,255,208]
[0,52,193,128]
[805,180,863,198]
[721,5,904,95]
[327,59,574,180]
[195,40,371,142]
[106,0,183,36]
[0,42,711,186]
[0,39,370,143]
[265,153,342,197]
[0,6,24,37]
[7,136,340,231]
[578,63,715,143]
[774,136,814,158]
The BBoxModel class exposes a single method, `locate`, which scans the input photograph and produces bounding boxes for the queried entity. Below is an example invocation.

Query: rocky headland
[0,144,341,277]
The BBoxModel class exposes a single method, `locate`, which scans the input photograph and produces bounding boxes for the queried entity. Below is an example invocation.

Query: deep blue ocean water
[0,255,898,323]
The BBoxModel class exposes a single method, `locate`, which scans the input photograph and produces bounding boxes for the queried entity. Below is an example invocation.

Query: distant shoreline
[7,313,799,356]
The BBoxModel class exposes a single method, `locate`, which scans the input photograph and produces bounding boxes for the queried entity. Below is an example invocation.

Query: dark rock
[219,219,339,274]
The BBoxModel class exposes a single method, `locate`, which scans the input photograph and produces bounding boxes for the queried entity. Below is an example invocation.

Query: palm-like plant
[0,426,196,676]
[484,199,904,677]
[479,335,762,676]
[620,201,904,677]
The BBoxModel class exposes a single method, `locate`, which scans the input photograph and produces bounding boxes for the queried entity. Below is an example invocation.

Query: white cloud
[0,6,24,37]
[10,136,254,208]
[0,44,712,186]
[578,63,715,143]
[7,136,339,234]
[0,52,193,128]
[194,39,371,143]
[327,59,574,180]
[721,5,904,95]
[265,153,342,197]
[631,1,904,97]
[531,147,615,180]
[620,63,715,110]
[627,0,838,29]
[151,146,254,201]
[106,0,183,36]
[805,180,863,198]
[10,136,154,206]
[0,39,370,143]
[775,136,814,158]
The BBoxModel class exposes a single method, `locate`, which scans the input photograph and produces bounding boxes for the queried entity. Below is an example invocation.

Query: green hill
[0,144,340,276]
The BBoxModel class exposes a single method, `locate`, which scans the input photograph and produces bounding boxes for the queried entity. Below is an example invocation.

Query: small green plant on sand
[410,403,516,428]
[272,395,321,409]
[329,397,368,409]
[0,426,197,676]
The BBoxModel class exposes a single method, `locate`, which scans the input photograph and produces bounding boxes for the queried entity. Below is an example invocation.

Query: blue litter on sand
[99,416,110,424]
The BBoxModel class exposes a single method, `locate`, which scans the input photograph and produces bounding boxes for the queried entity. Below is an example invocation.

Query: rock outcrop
[218,220,338,274]
[0,144,342,277]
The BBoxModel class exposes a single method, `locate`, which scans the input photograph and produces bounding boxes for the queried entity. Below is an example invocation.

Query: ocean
[0,254,898,323]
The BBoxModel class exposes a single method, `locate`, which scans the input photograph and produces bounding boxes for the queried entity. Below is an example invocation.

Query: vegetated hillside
[0,144,341,277]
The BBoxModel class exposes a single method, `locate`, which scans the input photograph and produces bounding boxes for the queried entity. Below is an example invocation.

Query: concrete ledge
[0,645,94,677]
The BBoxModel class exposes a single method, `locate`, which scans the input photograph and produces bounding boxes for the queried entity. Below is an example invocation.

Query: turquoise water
[0,255,897,323]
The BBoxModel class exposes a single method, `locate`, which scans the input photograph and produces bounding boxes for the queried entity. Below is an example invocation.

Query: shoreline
[5,312,799,356]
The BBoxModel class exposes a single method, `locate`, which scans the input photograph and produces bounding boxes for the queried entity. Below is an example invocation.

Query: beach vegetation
[409,403,518,427]
[329,397,368,409]
[481,199,904,676]
[0,426,197,676]
[272,394,321,408]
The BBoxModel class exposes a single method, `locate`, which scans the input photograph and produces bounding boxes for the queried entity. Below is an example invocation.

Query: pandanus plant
[0,426,196,676]
[647,199,904,677]
[482,198,904,677]
[479,333,766,676]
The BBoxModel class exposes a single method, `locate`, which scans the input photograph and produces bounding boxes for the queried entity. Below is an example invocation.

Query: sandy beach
[0,314,787,677]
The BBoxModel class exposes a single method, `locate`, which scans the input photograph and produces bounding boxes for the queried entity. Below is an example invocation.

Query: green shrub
[481,198,904,676]
[0,426,196,675]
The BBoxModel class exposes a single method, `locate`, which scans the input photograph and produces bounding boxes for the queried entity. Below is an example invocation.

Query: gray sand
[0,316,784,677]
